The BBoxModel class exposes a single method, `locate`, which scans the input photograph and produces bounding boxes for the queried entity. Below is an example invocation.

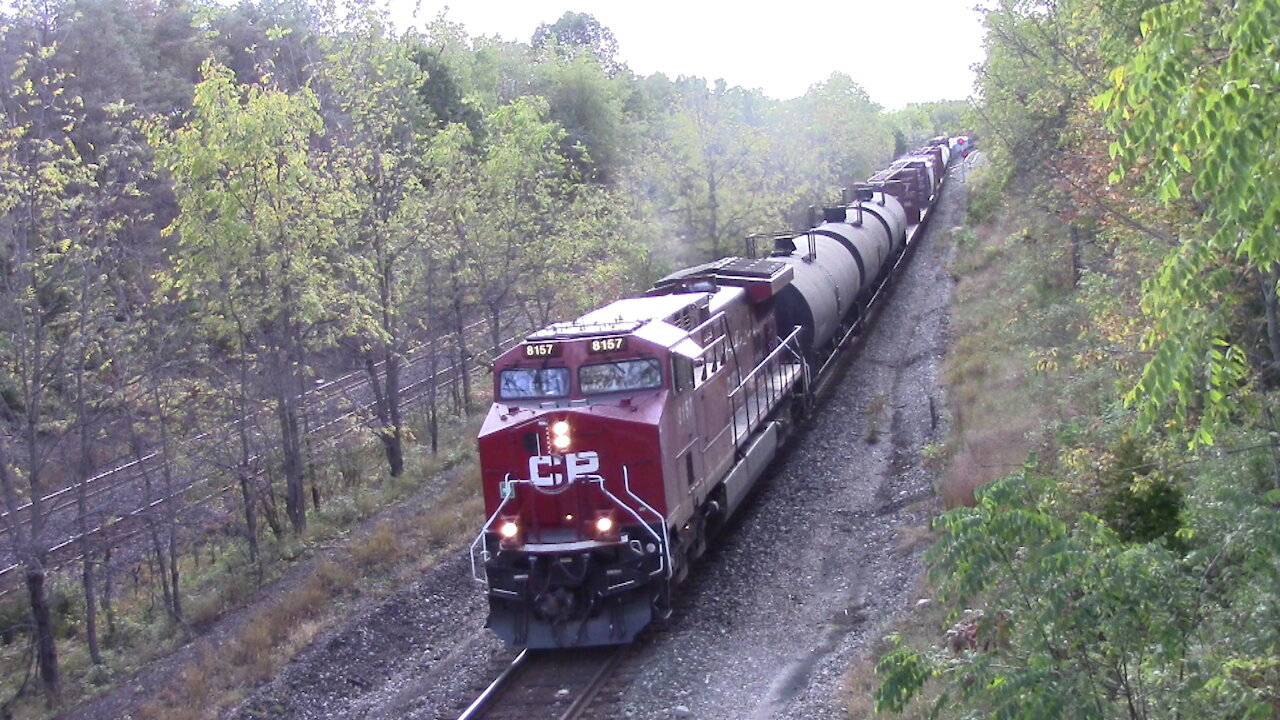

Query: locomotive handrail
[593,474,670,579]
[782,334,812,398]
[469,470,671,584]
[687,309,727,339]
[621,466,673,580]
[728,326,805,450]
[732,326,804,396]
[470,474,515,584]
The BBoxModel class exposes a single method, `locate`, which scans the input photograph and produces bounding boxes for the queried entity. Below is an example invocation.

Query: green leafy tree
[152,59,348,534]
[424,95,646,380]
[431,97,579,362]
[199,0,322,91]
[1103,0,1280,444]
[780,72,893,205]
[531,11,621,75]
[0,41,79,702]
[877,470,1279,719]
[321,6,434,477]
[534,52,629,183]
[657,79,779,262]
[0,30,140,697]
[409,40,484,138]
[888,100,969,149]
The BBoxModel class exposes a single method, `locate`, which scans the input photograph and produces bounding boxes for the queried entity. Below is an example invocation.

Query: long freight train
[469,136,969,648]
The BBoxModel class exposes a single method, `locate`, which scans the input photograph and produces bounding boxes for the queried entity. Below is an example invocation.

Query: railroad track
[455,646,626,720]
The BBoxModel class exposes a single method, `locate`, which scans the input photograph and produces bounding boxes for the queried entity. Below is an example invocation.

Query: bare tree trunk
[102,548,115,637]
[135,426,176,622]
[238,469,260,565]
[428,341,440,456]
[1260,267,1280,367]
[74,376,102,665]
[276,376,306,532]
[1069,224,1082,286]
[26,568,58,697]
[296,367,321,511]
[272,351,307,530]
[153,383,183,622]
[80,554,101,664]
[236,353,260,565]
[489,304,502,364]
[0,438,57,697]
[167,523,182,622]
[376,240,405,477]
[260,476,286,539]
[14,406,58,697]
[76,474,102,665]
[386,353,404,475]
[453,303,471,417]
[365,352,404,477]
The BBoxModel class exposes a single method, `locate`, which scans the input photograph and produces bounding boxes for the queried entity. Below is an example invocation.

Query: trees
[0,40,84,699]
[888,100,969,151]
[422,93,648,385]
[428,97,579,363]
[781,73,893,206]
[535,52,629,183]
[1102,0,1280,442]
[875,2,1280,717]
[654,80,779,263]
[0,27,142,696]
[152,60,346,534]
[532,11,621,76]
[878,470,1279,719]
[321,8,433,477]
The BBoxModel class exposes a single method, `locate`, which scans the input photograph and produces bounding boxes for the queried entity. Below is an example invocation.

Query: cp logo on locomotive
[528,451,601,491]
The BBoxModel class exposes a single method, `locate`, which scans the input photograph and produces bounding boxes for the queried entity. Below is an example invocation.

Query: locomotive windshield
[499,367,570,400]
[579,358,663,395]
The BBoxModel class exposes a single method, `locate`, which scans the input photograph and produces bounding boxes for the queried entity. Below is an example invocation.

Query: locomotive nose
[534,588,576,621]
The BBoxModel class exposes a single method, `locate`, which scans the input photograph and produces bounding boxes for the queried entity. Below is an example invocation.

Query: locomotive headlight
[550,420,571,450]
[499,520,519,539]
[595,516,614,534]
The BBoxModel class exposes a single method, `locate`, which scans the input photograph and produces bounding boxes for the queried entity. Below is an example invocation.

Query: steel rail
[556,648,623,720]
[455,649,530,720]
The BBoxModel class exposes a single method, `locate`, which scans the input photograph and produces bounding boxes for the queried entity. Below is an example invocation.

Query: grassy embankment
[0,406,486,720]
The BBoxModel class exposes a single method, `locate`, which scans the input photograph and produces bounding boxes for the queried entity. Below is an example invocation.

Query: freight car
[469,141,960,648]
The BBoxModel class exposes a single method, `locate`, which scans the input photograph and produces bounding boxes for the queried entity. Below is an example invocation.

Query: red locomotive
[470,141,962,648]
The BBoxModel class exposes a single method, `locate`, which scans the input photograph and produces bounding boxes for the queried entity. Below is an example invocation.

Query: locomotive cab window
[499,367,570,400]
[579,358,663,395]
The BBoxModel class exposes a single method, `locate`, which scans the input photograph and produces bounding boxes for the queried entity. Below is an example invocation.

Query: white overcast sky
[391,1,987,110]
